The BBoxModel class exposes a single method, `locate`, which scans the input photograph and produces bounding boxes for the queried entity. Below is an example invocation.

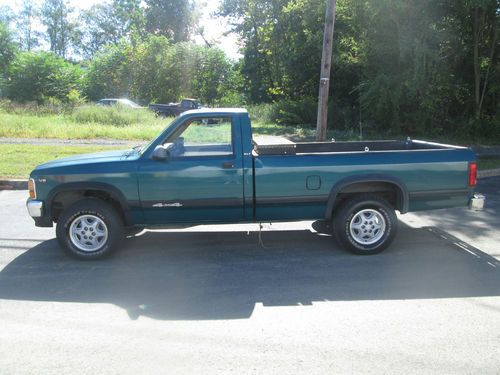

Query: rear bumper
[469,193,485,210]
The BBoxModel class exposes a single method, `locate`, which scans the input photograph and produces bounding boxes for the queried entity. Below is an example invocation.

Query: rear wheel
[333,195,397,255]
[56,199,124,260]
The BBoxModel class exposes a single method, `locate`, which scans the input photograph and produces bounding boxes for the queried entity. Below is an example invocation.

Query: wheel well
[330,182,404,216]
[51,190,125,223]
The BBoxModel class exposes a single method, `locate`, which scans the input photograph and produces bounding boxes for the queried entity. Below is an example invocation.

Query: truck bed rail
[253,139,466,156]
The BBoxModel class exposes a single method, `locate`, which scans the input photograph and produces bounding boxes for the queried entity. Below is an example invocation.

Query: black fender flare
[325,174,410,220]
[46,182,133,225]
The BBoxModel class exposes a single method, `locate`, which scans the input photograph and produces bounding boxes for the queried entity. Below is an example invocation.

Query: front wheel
[333,195,398,255]
[56,199,124,260]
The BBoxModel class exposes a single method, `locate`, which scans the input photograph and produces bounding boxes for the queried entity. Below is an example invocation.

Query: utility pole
[315,0,337,141]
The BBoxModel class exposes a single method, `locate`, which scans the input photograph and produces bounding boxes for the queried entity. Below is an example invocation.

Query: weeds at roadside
[0,144,122,178]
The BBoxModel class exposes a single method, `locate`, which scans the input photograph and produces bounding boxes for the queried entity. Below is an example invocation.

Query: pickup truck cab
[27,109,478,259]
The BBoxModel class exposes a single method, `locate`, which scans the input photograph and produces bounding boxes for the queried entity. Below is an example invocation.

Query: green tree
[357,0,499,136]
[0,21,17,73]
[75,0,146,59]
[86,36,236,105]
[128,37,234,104]
[145,0,195,42]
[85,41,132,100]
[0,5,14,25]
[220,0,499,139]
[78,4,123,59]
[113,0,146,39]
[219,0,284,102]
[6,51,85,103]
[356,0,446,133]
[128,35,180,102]
[219,0,326,102]
[449,0,499,120]
[0,21,17,98]
[191,47,233,105]
[16,0,40,51]
[41,0,77,58]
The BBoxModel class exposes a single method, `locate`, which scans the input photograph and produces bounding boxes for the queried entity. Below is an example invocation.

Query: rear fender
[325,174,409,219]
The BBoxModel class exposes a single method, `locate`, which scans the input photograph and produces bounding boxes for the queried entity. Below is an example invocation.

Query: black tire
[56,198,124,260]
[333,194,398,255]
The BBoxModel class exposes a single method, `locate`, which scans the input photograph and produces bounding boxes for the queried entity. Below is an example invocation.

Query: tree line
[0,0,238,106]
[0,0,499,141]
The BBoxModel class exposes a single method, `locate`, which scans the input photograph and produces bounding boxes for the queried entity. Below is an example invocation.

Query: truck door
[137,115,245,224]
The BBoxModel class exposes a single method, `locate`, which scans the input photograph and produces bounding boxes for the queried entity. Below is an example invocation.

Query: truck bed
[251,138,474,221]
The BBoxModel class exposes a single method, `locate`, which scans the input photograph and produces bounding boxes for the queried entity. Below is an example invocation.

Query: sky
[193,0,240,59]
[0,0,241,59]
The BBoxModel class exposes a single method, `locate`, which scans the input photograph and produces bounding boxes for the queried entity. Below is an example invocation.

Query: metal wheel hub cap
[69,215,108,252]
[349,209,386,245]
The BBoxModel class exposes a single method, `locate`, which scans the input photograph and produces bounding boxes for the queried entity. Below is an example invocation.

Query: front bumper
[27,199,43,217]
[26,199,53,227]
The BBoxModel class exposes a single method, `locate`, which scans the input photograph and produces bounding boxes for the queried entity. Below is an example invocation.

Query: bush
[0,98,69,115]
[6,51,85,104]
[464,117,500,145]
[72,105,157,126]
[247,103,275,123]
[248,98,317,126]
[66,89,86,107]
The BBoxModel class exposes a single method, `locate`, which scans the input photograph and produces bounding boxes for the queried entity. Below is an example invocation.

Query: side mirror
[152,143,173,161]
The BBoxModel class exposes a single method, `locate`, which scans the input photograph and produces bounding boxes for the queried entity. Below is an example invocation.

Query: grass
[0,111,166,141]
[71,105,159,126]
[0,144,122,179]
[0,108,320,141]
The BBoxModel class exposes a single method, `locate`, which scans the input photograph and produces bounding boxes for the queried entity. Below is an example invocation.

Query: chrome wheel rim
[69,215,108,252]
[349,209,386,245]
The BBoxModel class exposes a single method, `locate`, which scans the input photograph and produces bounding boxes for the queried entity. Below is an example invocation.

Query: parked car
[148,98,202,117]
[96,98,143,108]
[26,108,481,260]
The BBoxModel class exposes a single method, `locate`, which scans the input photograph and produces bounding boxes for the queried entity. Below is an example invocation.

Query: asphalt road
[0,179,499,374]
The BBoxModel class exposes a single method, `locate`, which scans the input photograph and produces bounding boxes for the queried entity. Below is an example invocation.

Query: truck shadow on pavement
[0,222,499,321]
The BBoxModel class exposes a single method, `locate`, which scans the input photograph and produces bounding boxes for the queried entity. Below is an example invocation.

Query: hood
[34,149,135,171]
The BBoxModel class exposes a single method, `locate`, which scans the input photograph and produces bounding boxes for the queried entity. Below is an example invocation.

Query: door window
[166,117,233,157]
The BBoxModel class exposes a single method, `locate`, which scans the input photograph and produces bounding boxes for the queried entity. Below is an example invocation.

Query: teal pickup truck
[27,108,478,259]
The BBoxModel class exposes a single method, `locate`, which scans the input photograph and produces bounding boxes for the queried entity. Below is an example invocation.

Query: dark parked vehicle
[96,99,142,108]
[148,98,202,117]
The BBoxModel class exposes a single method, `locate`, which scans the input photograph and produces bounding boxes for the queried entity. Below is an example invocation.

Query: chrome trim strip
[409,189,470,198]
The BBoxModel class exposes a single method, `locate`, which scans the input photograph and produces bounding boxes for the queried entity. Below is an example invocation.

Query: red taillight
[469,162,477,187]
